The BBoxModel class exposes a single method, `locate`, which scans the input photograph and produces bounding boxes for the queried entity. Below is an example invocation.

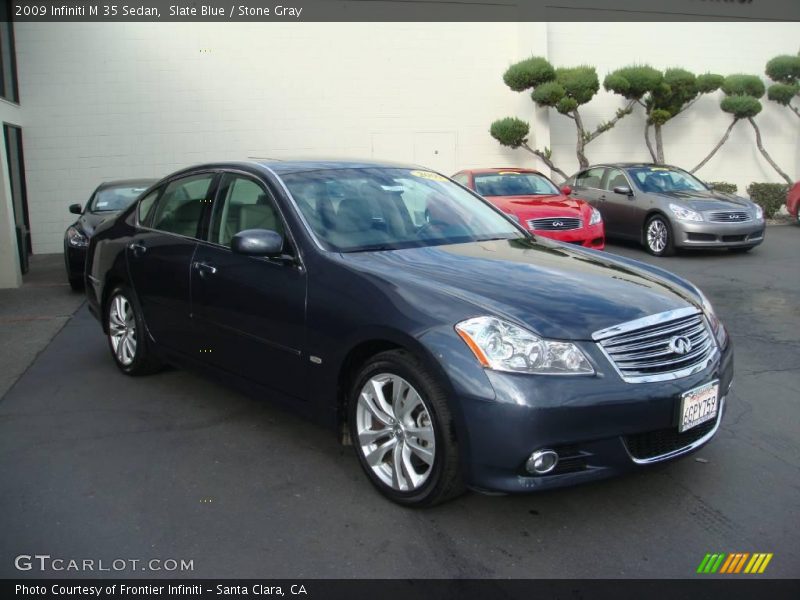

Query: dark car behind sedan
[85,160,733,506]
[65,179,155,289]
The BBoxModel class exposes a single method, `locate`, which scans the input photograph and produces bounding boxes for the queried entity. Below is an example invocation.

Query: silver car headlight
[669,203,703,222]
[697,289,728,349]
[66,226,88,248]
[455,316,594,375]
[589,207,602,225]
[754,205,764,221]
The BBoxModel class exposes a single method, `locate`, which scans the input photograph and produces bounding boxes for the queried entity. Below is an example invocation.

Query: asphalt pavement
[0,226,798,579]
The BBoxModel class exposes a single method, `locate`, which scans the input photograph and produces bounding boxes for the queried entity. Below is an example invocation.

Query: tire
[348,349,465,507]
[68,275,84,291]
[644,214,675,256]
[105,285,162,376]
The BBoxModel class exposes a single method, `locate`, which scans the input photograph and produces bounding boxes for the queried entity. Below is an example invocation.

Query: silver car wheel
[355,373,436,492]
[108,294,137,366]
[647,219,668,253]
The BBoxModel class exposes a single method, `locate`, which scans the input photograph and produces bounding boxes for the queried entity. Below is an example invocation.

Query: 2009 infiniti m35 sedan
[86,160,733,506]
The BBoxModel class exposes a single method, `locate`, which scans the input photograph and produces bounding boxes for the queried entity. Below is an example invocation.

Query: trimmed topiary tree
[491,56,637,176]
[693,74,792,184]
[765,53,800,119]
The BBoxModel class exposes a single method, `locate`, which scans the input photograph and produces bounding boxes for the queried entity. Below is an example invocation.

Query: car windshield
[89,184,151,212]
[282,167,525,252]
[473,172,559,196]
[627,167,708,194]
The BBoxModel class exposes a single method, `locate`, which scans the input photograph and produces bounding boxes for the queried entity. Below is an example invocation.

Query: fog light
[526,449,559,474]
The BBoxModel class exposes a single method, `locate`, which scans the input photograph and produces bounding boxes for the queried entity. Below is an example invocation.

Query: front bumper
[64,243,87,279]
[532,222,605,250]
[450,338,733,494]
[673,219,765,248]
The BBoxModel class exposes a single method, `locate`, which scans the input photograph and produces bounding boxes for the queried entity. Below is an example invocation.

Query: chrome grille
[527,216,582,231]
[593,307,717,383]
[708,211,751,223]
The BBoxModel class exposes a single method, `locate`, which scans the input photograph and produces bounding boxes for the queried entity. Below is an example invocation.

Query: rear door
[191,172,308,399]
[127,172,217,351]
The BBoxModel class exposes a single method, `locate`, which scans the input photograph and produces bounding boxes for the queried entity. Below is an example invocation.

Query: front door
[127,172,217,350]
[599,168,639,238]
[191,172,307,399]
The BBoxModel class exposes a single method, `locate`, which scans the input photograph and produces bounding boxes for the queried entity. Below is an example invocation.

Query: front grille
[708,211,751,223]
[593,308,717,383]
[625,418,717,461]
[528,216,582,231]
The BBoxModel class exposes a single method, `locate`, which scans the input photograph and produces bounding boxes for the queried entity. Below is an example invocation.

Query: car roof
[457,167,545,175]
[587,162,685,170]
[222,158,425,174]
[97,178,158,189]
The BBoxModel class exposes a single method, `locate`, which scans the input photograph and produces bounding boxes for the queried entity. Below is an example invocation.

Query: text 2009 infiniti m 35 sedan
[86,160,733,506]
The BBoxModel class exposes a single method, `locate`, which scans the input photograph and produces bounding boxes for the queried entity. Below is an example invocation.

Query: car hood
[486,194,586,218]
[649,189,751,212]
[341,238,701,340]
[75,211,120,237]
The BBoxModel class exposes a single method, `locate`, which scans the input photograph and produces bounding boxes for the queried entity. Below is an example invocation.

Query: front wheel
[644,215,675,256]
[106,286,162,375]
[349,350,464,507]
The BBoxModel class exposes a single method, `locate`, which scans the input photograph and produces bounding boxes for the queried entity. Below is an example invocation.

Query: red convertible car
[788,181,800,225]
[452,168,605,249]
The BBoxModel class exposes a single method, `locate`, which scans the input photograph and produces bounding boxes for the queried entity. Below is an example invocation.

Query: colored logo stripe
[697,552,773,574]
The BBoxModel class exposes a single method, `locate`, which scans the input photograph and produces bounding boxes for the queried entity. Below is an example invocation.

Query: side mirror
[231,229,283,257]
[560,185,572,195]
[613,186,633,196]
[69,203,82,215]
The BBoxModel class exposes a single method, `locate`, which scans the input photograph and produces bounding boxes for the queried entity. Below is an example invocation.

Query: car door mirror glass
[69,203,82,214]
[231,229,284,257]
[613,186,633,196]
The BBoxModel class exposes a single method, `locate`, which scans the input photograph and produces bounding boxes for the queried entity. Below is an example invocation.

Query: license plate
[679,380,719,433]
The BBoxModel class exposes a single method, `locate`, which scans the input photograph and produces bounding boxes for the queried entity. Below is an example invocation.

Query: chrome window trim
[625,395,725,465]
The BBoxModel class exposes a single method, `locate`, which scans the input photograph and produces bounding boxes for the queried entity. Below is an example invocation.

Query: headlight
[754,205,764,220]
[589,207,602,225]
[455,316,594,375]
[697,289,728,349]
[669,203,703,222]
[66,226,88,248]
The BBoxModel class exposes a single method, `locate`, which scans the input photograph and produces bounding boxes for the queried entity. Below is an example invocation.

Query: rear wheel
[106,286,162,375]
[349,350,464,507]
[644,215,675,256]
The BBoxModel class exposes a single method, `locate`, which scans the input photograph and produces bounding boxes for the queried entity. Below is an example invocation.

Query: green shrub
[503,57,555,92]
[767,82,799,106]
[721,74,765,98]
[746,182,789,218]
[531,81,566,106]
[603,65,662,99]
[721,95,762,118]
[556,66,599,105]
[765,54,800,84]
[707,181,738,194]
[490,117,529,148]
[696,73,724,93]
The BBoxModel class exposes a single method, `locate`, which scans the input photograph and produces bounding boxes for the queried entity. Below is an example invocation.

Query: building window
[0,1,20,103]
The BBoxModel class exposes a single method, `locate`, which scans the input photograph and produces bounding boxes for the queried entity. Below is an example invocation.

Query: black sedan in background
[65,179,155,290]
[85,160,732,506]
[566,164,765,256]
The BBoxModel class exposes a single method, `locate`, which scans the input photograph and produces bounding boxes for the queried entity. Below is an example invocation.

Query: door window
[574,167,606,190]
[452,173,469,186]
[150,174,214,238]
[209,175,284,246]
[603,169,629,191]
[137,188,161,226]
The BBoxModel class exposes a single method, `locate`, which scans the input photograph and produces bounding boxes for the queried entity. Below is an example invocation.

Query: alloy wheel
[647,219,668,254]
[355,373,436,492]
[108,294,137,366]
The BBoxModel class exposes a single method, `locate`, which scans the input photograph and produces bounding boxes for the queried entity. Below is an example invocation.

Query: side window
[137,188,161,226]
[575,167,605,189]
[452,173,469,187]
[209,175,284,247]
[603,168,629,191]
[150,174,214,238]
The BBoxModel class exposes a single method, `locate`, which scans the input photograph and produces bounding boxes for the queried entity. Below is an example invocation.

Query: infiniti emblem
[553,221,564,227]
[669,335,692,355]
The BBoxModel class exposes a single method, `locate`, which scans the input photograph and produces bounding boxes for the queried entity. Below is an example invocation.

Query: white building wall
[12,20,800,255]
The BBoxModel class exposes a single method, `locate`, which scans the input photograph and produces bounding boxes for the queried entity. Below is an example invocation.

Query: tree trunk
[572,110,589,169]
[789,103,800,119]
[691,118,739,174]
[748,117,793,185]
[644,122,657,163]
[521,143,568,180]
[654,123,665,164]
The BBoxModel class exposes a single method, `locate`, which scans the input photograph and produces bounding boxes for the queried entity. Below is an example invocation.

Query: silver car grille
[708,211,751,223]
[592,307,717,383]
[527,216,582,231]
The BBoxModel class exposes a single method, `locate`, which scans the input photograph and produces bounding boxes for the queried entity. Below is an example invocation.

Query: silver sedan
[567,163,765,256]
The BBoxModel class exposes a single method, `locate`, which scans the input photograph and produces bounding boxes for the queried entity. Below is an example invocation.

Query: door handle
[599,194,607,201]
[128,241,147,255]
[193,261,217,276]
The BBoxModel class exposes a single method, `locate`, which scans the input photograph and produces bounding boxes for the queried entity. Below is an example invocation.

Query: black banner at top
[7,0,800,22]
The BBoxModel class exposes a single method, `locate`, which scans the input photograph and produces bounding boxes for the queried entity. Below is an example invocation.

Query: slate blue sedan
[85,160,733,506]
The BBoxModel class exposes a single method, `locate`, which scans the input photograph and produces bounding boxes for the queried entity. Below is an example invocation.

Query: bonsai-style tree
[765,53,800,119]
[605,66,723,163]
[491,56,637,176]
[692,74,792,184]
